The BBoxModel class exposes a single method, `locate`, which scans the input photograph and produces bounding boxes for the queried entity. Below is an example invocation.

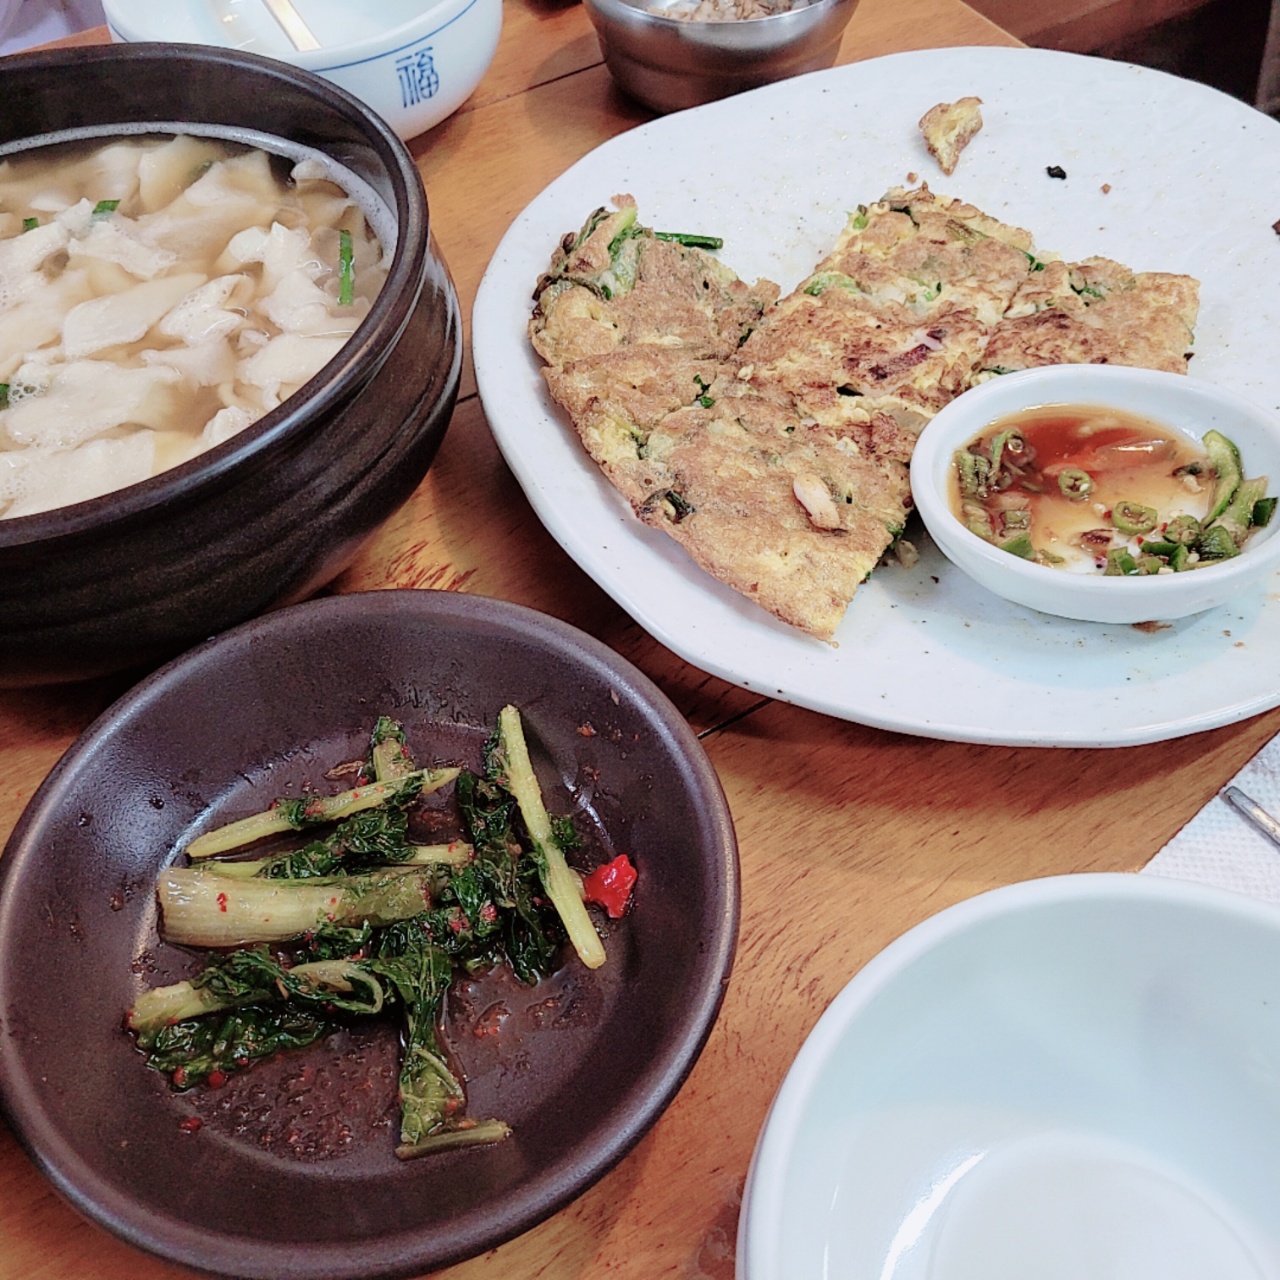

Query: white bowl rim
[102,0,487,70]
[740,870,1280,1277]
[908,365,1280,612]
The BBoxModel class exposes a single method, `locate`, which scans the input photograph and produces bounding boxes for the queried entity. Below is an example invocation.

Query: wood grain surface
[3,4,1278,1278]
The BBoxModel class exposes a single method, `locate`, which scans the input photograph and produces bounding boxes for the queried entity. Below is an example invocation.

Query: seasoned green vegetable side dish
[951,404,1276,574]
[127,707,636,1159]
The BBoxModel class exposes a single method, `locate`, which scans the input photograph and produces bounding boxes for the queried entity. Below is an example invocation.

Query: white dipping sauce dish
[909,364,1280,624]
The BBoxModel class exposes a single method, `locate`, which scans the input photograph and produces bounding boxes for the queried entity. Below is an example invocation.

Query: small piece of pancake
[919,97,984,176]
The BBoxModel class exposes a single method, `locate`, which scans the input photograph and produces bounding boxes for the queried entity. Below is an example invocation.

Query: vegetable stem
[185,767,459,859]
[157,867,435,946]
[497,705,606,970]
[396,1118,511,1159]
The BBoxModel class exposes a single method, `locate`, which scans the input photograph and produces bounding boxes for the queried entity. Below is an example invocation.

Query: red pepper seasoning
[581,854,637,919]
[178,1116,203,1134]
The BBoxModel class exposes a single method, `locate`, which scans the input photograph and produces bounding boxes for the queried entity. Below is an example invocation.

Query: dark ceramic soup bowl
[0,44,461,687]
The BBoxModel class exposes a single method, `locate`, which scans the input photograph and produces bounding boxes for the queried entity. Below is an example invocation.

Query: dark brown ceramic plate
[0,590,739,1279]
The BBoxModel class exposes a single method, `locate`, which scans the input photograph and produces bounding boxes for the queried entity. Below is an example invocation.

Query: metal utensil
[1222,785,1280,852]
[261,0,320,49]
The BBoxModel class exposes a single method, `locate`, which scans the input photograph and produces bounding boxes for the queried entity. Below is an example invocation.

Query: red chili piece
[581,855,637,919]
[178,1116,203,1134]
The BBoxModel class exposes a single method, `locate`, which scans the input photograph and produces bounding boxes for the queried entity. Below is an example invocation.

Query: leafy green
[338,228,355,306]
[129,713,584,1156]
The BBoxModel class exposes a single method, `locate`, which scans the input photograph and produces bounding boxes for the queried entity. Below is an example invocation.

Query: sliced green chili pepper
[1057,467,1093,501]
[1104,548,1138,576]
[1162,514,1201,545]
[1111,501,1158,535]
[962,500,995,542]
[1196,523,1240,560]
[92,198,120,216]
[955,449,991,500]
[999,532,1035,559]
[1202,429,1242,522]
[988,430,1025,481]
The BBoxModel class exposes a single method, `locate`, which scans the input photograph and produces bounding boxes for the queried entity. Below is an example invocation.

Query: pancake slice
[977,256,1200,380]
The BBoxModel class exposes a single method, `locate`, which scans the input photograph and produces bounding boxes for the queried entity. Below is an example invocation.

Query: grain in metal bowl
[583,0,859,113]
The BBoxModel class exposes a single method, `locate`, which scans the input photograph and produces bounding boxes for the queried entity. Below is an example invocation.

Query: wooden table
[4,4,1279,1277]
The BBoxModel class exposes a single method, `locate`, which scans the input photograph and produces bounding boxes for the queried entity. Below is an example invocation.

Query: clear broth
[0,132,388,518]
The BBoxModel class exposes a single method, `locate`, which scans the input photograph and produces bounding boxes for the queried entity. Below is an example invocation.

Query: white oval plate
[472,46,1280,747]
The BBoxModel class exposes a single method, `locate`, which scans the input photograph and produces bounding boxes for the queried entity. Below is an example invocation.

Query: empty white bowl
[103,0,501,140]
[739,873,1280,1280]
[909,365,1280,624]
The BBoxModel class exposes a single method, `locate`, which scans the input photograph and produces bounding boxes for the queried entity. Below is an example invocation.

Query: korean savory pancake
[531,199,914,640]
[625,374,912,639]
[529,196,779,367]
[976,256,1200,380]
[529,190,1199,642]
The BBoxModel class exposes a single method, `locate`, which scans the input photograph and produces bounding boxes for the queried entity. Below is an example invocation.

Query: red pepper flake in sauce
[172,1067,189,1088]
[178,1116,203,1134]
[577,722,597,737]
[207,1069,228,1089]
[581,854,638,919]
[216,891,228,913]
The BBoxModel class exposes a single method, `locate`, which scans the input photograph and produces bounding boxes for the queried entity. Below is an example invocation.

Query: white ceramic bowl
[102,0,501,140]
[739,873,1280,1280]
[0,0,20,43]
[909,365,1280,624]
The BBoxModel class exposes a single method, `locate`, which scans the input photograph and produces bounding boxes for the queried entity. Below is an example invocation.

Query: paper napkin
[1143,733,1280,905]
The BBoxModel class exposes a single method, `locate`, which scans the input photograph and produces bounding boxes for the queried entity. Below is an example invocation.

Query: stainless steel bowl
[583,0,859,113]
